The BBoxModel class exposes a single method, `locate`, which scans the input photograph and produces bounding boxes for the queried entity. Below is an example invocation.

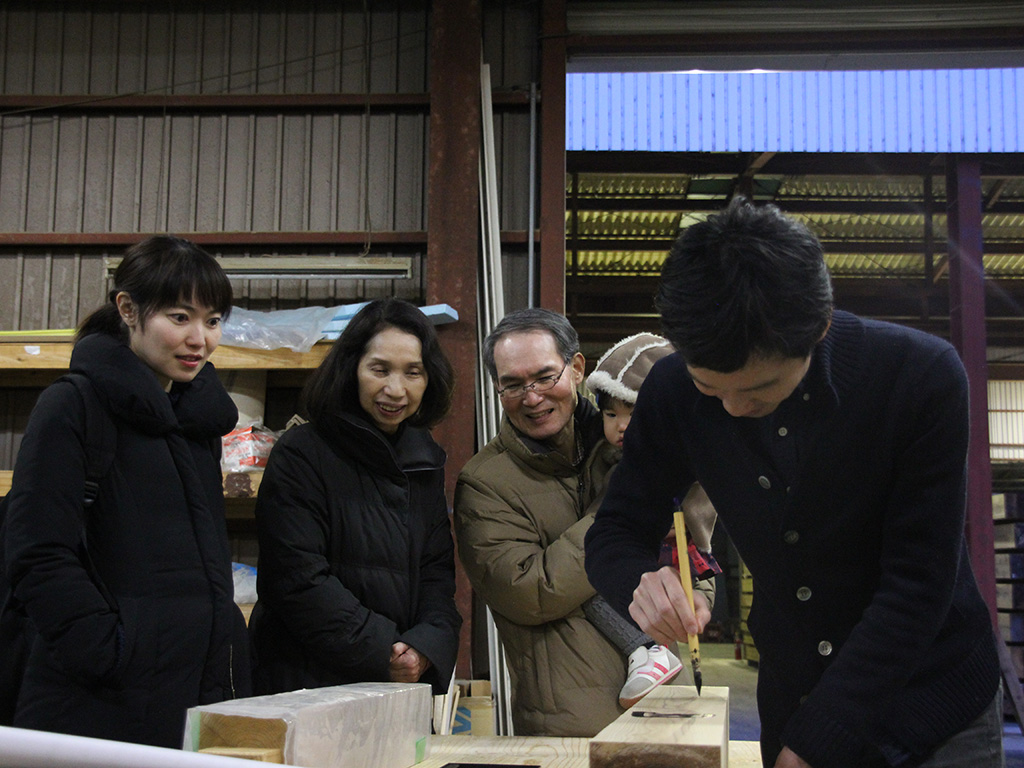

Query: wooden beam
[589,685,729,768]
[427,0,481,681]
[421,734,762,768]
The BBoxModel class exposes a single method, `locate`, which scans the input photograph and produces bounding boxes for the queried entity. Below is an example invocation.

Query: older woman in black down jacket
[4,236,251,748]
[249,298,461,695]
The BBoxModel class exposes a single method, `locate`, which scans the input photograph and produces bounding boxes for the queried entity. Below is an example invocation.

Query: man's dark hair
[656,198,833,372]
[303,298,454,429]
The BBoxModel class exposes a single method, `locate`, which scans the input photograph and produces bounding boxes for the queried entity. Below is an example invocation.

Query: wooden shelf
[0,338,330,380]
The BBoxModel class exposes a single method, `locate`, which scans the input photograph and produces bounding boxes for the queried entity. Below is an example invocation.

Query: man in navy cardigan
[585,199,1002,768]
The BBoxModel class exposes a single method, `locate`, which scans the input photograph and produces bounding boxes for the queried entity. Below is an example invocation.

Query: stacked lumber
[184,682,431,768]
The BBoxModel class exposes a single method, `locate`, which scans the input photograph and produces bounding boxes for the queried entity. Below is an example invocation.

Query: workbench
[419,735,763,768]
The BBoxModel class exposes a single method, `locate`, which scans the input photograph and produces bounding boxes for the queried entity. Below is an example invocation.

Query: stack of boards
[185,682,431,767]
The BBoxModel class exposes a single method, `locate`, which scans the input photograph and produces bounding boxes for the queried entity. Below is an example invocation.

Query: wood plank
[423,735,591,768]
[0,340,330,372]
[420,735,761,768]
[0,342,73,370]
[589,685,729,768]
[186,683,430,768]
[198,746,283,762]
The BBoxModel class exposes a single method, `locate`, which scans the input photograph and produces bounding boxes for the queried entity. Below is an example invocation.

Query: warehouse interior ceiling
[564,150,1024,361]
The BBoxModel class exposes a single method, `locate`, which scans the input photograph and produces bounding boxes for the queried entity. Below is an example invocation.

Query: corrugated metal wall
[0,3,436,330]
[0,1,541,470]
[990,380,1024,461]
[566,69,1024,153]
[0,2,539,330]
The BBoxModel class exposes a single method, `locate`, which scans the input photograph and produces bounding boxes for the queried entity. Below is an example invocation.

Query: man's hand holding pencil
[627,566,712,654]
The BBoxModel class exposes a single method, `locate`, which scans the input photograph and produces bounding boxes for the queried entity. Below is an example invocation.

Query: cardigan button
[777,426,789,437]
[796,586,812,601]
[818,640,833,656]
[758,475,771,489]
[783,530,799,545]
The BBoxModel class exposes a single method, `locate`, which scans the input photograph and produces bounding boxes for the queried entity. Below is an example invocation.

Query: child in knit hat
[584,332,720,708]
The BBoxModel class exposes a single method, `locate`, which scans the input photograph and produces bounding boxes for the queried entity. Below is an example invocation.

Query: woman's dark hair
[302,298,455,430]
[656,197,833,372]
[77,236,232,342]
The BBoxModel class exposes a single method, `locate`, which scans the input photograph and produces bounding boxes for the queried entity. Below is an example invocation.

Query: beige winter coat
[454,401,625,737]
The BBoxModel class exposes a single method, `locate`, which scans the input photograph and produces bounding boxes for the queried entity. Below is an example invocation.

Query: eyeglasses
[496,362,569,400]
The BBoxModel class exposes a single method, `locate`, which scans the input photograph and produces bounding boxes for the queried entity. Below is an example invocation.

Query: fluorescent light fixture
[105,256,412,280]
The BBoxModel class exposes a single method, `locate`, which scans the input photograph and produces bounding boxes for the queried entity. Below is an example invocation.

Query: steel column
[538,0,567,311]
[946,155,998,625]
[427,0,481,680]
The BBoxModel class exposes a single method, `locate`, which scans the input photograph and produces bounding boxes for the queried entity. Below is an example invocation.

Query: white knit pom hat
[586,332,674,405]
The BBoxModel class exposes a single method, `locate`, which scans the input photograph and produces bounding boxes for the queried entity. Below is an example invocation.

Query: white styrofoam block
[183,682,431,768]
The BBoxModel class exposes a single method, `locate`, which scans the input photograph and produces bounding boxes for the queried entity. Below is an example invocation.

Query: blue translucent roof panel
[566,69,1024,153]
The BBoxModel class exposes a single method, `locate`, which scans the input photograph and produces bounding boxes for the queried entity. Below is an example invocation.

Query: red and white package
[221,423,279,472]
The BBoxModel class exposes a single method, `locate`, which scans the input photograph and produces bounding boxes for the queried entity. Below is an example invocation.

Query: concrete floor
[675,642,1024,766]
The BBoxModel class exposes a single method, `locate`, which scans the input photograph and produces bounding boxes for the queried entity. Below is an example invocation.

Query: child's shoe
[618,644,683,708]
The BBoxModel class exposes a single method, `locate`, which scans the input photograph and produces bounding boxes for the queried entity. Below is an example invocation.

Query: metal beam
[0,91,532,116]
[946,156,997,626]
[0,231,429,249]
[427,0,481,680]
[561,238,1024,255]
[564,197,1024,216]
[568,150,1024,177]
[564,25,1024,57]
[539,0,568,312]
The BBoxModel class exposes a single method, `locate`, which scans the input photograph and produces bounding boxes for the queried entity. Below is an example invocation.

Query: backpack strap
[57,373,119,613]
[57,373,117,508]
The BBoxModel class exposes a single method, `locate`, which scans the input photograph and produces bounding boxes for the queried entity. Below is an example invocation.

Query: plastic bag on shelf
[220,305,337,353]
[222,422,280,472]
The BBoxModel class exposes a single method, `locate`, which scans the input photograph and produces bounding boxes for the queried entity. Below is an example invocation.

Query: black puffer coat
[4,332,250,748]
[249,413,461,695]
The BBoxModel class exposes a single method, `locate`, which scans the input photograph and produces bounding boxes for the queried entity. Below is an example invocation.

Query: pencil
[673,510,703,696]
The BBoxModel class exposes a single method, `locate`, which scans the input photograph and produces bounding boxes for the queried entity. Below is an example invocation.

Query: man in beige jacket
[453,308,625,736]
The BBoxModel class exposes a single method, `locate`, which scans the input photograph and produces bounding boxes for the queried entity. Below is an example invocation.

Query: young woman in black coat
[249,298,461,696]
[3,236,251,747]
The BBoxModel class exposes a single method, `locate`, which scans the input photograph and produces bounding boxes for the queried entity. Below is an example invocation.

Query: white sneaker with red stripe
[618,644,683,708]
